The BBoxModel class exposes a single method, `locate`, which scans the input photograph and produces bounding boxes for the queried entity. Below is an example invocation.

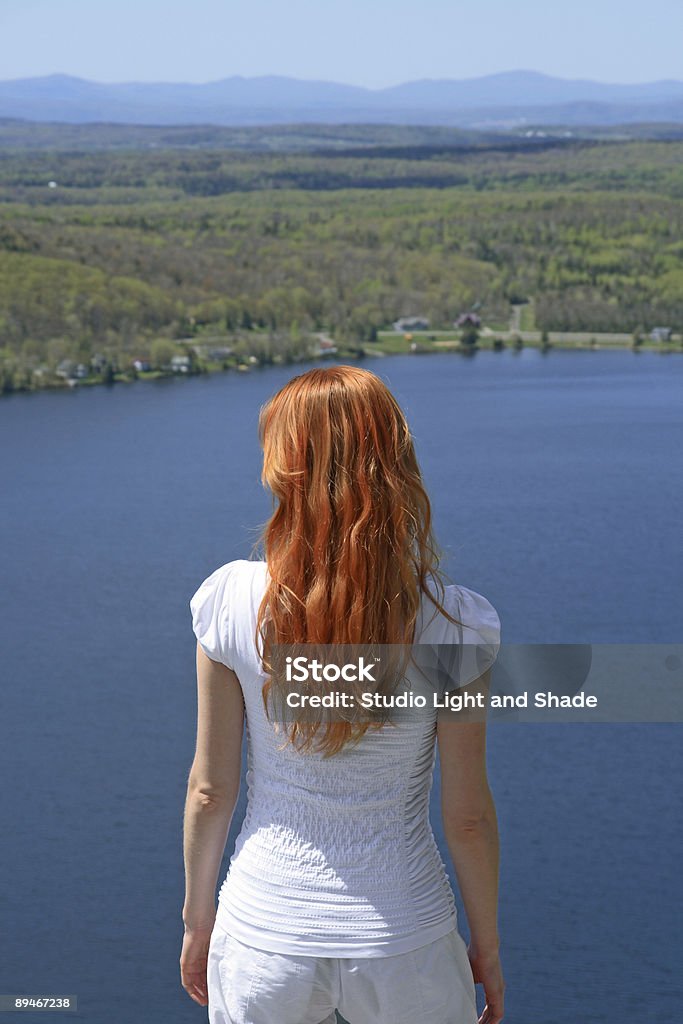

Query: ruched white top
[190,559,501,958]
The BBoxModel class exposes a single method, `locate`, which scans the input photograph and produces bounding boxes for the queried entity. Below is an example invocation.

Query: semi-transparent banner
[263,643,683,723]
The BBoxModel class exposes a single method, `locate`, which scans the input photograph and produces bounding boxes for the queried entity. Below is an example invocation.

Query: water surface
[1,349,680,1023]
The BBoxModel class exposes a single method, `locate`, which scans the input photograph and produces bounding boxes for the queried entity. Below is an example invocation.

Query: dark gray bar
[264,643,683,723]
[489,643,683,722]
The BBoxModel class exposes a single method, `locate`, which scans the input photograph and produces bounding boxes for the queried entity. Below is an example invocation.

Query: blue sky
[1,0,681,87]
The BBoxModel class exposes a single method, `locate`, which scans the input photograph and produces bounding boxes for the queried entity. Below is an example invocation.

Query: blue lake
[1,349,681,1023]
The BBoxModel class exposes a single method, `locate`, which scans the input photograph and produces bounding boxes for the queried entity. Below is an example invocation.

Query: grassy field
[373,329,681,353]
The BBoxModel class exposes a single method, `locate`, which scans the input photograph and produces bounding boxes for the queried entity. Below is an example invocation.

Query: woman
[180,366,505,1024]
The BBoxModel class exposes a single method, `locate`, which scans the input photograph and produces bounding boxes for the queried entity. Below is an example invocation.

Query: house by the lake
[91,353,108,374]
[315,336,338,356]
[192,344,234,362]
[171,354,192,373]
[392,316,430,332]
[56,359,88,380]
[454,312,482,329]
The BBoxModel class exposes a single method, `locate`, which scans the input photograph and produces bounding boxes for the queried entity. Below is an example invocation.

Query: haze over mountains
[1,70,683,127]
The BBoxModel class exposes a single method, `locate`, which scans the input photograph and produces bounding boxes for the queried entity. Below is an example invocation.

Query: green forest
[1,127,683,393]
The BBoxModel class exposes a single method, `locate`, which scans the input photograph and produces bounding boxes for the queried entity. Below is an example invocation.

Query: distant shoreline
[3,336,681,400]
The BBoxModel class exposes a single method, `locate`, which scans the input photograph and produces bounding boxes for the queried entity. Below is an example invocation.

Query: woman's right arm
[436,670,505,1024]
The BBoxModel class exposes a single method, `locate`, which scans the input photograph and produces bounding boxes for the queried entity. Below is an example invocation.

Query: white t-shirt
[190,559,501,958]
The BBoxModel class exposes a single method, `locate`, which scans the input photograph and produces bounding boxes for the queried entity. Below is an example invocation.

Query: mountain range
[1,71,683,127]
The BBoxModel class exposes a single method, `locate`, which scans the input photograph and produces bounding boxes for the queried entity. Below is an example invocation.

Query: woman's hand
[468,946,505,1024]
[180,924,214,1007]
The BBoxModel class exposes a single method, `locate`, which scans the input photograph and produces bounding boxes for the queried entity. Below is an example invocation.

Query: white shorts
[207,921,479,1024]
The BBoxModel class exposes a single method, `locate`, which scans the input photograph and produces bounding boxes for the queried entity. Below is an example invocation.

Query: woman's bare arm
[436,670,505,1024]
[182,643,244,932]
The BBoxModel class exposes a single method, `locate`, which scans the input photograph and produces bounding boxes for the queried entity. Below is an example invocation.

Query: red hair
[255,365,462,755]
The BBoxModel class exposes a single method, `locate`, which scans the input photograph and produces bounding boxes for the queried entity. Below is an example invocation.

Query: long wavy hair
[255,365,463,756]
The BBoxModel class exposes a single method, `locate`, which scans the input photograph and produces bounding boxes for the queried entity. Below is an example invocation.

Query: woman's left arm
[180,642,244,1006]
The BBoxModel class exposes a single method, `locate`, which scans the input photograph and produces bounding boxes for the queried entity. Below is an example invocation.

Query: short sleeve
[439,585,502,692]
[457,586,501,648]
[454,585,501,688]
[189,562,238,669]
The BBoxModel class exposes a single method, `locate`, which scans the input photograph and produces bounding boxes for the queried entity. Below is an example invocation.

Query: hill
[1,71,682,127]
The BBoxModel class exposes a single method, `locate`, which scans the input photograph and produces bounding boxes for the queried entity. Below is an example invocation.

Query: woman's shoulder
[446,582,501,641]
[189,559,267,620]
[417,580,501,690]
[189,559,267,666]
[195,557,264,585]
[419,578,501,645]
